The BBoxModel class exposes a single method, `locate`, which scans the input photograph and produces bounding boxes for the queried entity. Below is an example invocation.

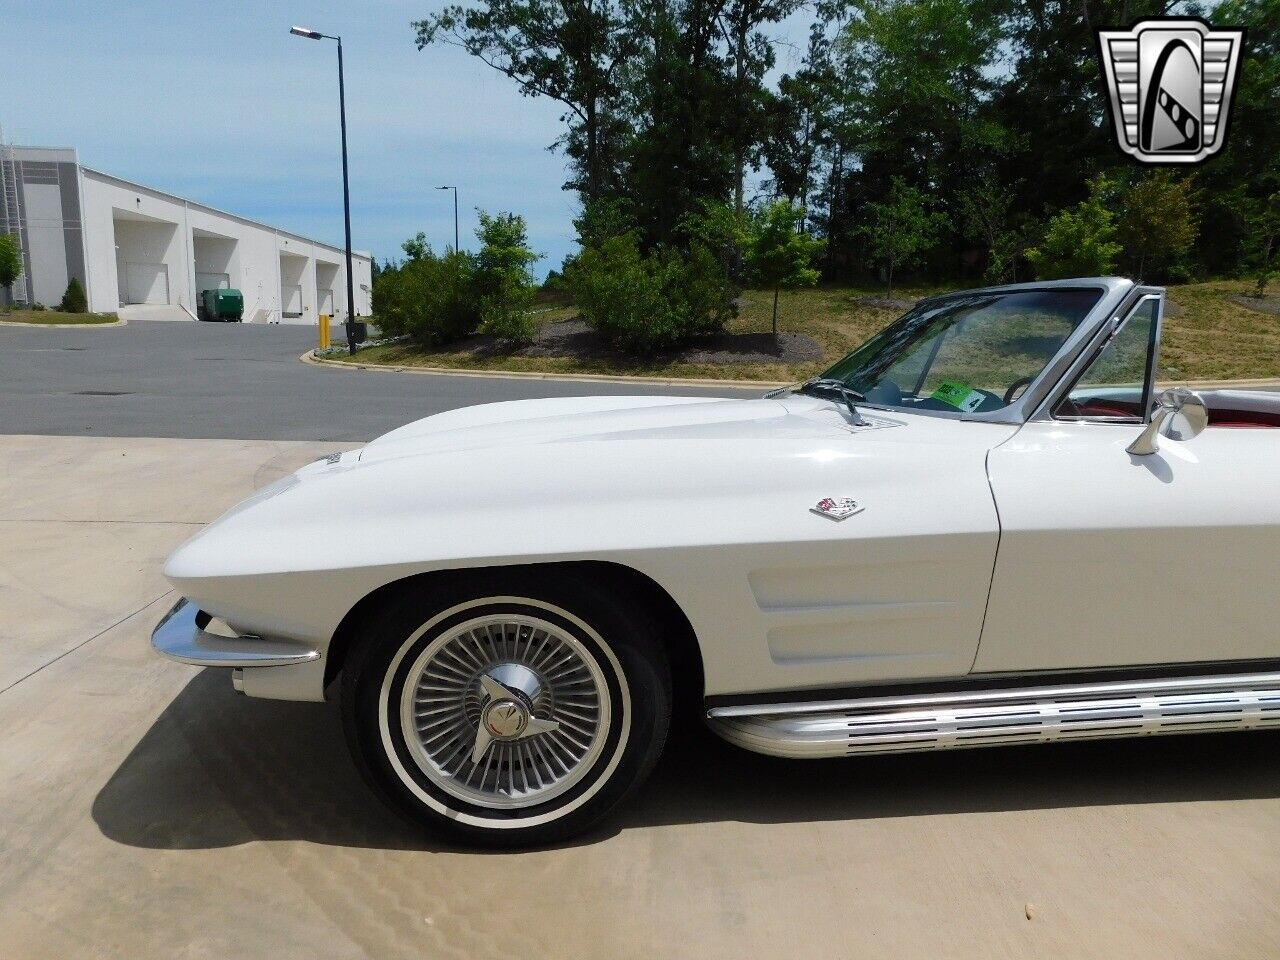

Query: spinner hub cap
[398,613,612,809]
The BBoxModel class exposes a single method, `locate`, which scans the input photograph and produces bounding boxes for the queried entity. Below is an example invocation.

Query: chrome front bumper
[151,598,319,668]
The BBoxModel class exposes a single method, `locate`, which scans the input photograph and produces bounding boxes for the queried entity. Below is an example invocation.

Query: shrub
[677,200,750,285]
[678,243,739,339]
[479,274,538,343]
[568,234,736,354]
[1027,175,1123,279]
[475,212,540,344]
[59,277,88,313]
[373,249,480,345]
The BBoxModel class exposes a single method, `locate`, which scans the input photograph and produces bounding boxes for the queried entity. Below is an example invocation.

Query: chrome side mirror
[1127,387,1209,456]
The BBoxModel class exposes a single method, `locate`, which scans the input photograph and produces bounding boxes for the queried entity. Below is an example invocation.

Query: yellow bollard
[319,313,331,350]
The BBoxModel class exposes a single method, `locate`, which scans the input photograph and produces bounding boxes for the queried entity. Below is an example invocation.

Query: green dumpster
[199,287,244,322]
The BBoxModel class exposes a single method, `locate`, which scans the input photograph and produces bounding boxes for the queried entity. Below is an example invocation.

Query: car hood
[358,393,857,464]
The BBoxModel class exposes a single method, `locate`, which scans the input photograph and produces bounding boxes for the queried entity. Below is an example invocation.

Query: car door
[977,293,1280,673]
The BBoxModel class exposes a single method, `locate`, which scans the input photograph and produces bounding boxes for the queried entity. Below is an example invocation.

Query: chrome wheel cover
[398,613,611,809]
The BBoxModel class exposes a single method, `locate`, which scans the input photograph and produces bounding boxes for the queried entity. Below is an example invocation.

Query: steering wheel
[1003,376,1035,405]
[864,378,903,405]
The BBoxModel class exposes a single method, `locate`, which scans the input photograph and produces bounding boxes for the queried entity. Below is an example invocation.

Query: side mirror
[1127,387,1209,456]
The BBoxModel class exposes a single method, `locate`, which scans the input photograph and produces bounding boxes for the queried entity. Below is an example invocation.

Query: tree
[1117,172,1199,279]
[763,43,838,219]
[717,0,806,212]
[862,177,947,295]
[1245,191,1280,297]
[618,0,740,245]
[958,179,1021,284]
[827,0,1007,278]
[0,233,21,306]
[401,232,431,261]
[475,211,541,342]
[1027,176,1123,280]
[746,201,822,337]
[416,0,636,203]
[59,278,88,313]
[1194,0,1279,273]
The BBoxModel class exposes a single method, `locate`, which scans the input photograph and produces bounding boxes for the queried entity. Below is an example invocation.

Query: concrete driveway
[3,432,1279,960]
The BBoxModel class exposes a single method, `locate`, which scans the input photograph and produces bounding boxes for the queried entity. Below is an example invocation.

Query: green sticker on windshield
[931,380,986,412]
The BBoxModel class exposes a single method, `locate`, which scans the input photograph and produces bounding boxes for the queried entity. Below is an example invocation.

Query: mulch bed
[447,317,823,367]
[1228,294,1280,316]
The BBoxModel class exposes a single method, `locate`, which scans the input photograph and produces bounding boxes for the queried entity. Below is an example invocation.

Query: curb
[300,350,1280,393]
[300,350,788,389]
[0,317,127,329]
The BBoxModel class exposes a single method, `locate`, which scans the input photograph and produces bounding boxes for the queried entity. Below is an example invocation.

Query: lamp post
[437,185,458,252]
[290,25,359,355]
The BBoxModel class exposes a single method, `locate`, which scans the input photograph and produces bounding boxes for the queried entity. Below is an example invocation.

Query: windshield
[816,288,1104,415]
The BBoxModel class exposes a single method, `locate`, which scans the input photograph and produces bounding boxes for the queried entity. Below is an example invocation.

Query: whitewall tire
[341,571,671,846]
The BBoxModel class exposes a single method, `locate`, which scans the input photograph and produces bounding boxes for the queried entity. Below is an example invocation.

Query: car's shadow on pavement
[93,669,1280,854]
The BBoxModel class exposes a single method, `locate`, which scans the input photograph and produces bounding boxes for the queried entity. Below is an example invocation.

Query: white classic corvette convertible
[154,277,1280,845]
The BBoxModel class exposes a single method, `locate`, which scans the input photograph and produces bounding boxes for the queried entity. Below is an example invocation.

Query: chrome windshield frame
[797,277,1145,426]
[1027,286,1167,425]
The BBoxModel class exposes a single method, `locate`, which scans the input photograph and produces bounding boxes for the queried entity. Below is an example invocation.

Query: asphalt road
[1,320,761,441]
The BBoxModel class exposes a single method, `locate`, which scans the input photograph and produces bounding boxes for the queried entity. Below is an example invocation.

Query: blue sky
[5,0,812,277]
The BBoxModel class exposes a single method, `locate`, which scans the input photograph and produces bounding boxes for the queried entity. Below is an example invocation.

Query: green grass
[0,309,119,326]
[331,280,1280,383]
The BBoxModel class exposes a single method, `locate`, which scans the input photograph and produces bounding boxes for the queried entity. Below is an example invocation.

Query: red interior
[1074,401,1142,418]
[1208,406,1280,428]
[1202,389,1280,428]
[1068,391,1280,428]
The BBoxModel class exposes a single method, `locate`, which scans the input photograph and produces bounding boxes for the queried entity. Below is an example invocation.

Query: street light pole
[291,25,359,355]
[437,186,458,252]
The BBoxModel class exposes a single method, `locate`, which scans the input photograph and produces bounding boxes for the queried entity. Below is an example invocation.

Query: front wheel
[341,573,671,847]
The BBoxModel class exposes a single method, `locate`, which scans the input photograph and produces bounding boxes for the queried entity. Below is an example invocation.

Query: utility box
[199,288,244,322]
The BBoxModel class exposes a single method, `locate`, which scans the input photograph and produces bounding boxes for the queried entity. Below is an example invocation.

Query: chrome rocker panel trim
[151,598,319,668]
[706,671,1280,758]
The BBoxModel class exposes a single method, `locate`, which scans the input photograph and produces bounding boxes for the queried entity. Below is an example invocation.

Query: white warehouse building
[0,144,372,324]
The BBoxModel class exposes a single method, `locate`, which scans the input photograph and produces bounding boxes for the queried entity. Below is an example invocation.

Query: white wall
[315,260,339,316]
[113,218,181,305]
[79,169,373,323]
[193,234,238,294]
[279,250,309,319]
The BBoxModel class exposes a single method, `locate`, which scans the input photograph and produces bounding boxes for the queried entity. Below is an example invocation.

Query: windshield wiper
[796,378,870,426]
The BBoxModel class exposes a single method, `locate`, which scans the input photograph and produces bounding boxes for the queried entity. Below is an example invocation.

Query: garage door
[317,288,334,315]
[196,272,230,294]
[282,284,303,317]
[124,262,169,305]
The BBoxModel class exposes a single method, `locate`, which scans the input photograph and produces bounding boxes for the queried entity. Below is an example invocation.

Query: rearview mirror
[1127,387,1209,456]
